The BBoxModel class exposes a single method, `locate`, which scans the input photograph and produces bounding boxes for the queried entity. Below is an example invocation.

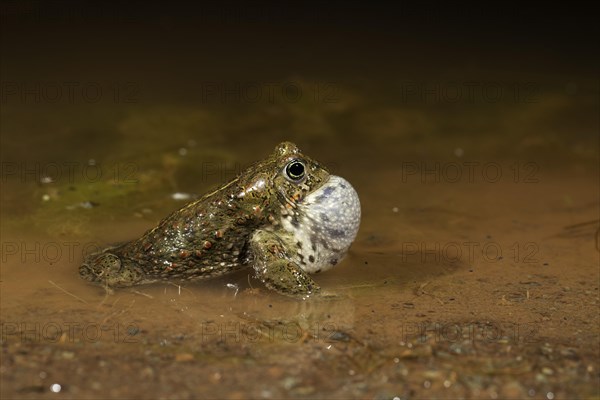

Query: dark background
[2,1,598,82]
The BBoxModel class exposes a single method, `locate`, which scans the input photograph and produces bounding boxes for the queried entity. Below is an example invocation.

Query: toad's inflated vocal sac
[80,142,361,296]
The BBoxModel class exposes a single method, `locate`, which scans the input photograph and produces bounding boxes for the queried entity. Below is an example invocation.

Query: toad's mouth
[283,175,361,273]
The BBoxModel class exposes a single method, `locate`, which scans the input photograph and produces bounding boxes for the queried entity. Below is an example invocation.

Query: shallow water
[2,6,599,399]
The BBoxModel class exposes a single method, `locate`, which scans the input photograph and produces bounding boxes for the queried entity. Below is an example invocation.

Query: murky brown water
[2,5,599,400]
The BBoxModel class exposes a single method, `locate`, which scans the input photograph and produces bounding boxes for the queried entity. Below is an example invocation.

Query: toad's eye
[285,160,306,181]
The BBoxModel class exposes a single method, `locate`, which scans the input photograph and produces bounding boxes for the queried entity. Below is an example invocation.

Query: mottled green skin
[80,142,331,296]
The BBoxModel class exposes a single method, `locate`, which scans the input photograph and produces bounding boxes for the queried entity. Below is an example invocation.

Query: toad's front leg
[250,230,320,296]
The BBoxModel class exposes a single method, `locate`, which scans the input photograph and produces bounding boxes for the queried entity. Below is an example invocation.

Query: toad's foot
[80,249,145,288]
[250,230,320,297]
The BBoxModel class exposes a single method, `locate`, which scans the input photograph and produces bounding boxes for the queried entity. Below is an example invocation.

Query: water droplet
[171,192,191,200]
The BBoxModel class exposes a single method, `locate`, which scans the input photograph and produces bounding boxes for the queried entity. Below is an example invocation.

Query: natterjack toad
[80,142,361,296]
